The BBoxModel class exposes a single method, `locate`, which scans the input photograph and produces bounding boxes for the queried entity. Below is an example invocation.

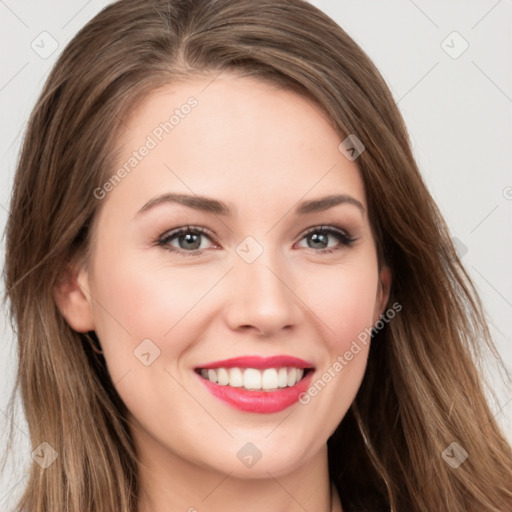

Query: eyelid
[299,224,352,239]
[159,225,216,241]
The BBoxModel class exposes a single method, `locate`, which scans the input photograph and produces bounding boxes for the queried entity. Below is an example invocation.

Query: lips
[195,355,315,413]
[197,355,314,369]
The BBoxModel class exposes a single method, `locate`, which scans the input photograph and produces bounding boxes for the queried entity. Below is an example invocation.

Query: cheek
[289,253,379,424]
[88,247,232,379]
[297,255,380,352]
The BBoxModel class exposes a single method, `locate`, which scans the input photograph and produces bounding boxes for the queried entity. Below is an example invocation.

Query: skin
[55,74,391,512]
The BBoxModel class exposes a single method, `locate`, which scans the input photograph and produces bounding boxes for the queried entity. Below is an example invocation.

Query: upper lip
[195,355,315,370]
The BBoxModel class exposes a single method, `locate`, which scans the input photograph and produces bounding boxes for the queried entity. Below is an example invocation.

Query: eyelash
[156,224,356,257]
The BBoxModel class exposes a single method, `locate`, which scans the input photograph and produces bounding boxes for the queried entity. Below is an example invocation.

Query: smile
[198,367,306,391]
[195,355,315,413]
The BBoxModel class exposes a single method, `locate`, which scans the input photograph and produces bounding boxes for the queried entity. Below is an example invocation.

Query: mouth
[195,366,312,391]
[194,355,315,413]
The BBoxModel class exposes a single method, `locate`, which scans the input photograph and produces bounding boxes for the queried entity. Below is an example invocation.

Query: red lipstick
[195,355,315,414]
[196,355,314,370]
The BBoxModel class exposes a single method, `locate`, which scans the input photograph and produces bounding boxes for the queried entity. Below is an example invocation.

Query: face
[58,74,390,481]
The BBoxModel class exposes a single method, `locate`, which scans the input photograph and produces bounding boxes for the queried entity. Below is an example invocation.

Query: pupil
[310,232,327,249]
[181,233,200,250]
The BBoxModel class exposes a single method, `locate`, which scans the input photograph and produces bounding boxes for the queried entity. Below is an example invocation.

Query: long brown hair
[3,0,511,510]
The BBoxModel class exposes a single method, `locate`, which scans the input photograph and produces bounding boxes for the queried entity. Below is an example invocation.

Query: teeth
[228,367,244,387]
[244,368,261,390]
[217,368,229,386]
[278,368,288,388]
[261,368,278,390]
[199,367,307,391]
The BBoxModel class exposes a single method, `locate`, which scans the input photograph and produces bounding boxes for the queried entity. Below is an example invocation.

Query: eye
[157,225,217,255]
[156,224,356,257]
[296,225,356,254]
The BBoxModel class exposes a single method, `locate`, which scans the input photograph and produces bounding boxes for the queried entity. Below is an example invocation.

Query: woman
[3,0,512,510]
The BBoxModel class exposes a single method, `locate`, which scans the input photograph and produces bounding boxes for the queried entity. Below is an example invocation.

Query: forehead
[104,74,366,219]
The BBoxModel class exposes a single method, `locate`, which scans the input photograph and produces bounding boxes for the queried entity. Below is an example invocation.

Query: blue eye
[157,226,215,255]
[156,225,356,256]
[298,226,356,254]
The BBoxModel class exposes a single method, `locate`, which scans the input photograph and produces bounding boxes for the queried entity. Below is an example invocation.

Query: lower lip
[197,371,314,413]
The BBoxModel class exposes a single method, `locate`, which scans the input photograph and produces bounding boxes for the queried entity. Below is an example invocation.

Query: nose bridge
[225,237,300,335]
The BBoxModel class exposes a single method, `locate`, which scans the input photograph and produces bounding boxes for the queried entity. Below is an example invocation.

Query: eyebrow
[136,192,365,217]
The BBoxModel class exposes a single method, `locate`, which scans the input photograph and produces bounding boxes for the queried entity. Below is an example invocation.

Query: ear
[54,261,95,332]
[373,265,392,323]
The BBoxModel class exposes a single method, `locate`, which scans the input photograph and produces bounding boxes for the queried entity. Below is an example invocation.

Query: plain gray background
[1,0,511,509]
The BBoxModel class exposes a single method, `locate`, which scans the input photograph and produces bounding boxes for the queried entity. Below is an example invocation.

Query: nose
[223,251,302,337]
